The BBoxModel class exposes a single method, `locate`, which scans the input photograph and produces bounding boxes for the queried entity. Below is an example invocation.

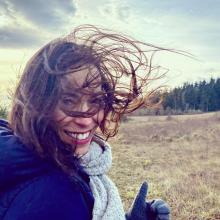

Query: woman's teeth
[67,131,90,140]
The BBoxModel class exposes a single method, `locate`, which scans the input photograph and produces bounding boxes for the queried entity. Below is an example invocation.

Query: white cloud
[0,26,48,48]
[0,0,77,48]
[0,0,219,86]
[3,0,77,31]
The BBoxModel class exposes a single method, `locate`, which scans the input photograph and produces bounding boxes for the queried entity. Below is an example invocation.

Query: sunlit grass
[109,113,220,220]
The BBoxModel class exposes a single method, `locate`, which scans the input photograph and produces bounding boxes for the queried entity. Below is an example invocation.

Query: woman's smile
[64,130,93,145]
[65,130,91,139]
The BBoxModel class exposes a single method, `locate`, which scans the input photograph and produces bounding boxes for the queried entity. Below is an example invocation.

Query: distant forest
[130,77,220,116]
[162,78,220,114]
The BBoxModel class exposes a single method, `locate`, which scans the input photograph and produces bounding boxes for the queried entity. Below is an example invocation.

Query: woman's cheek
[53,110,67,123]
[53,106,74,127]
[57,128,68,142]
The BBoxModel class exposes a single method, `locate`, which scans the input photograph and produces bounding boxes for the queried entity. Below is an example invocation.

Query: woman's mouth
[65,130,92,145]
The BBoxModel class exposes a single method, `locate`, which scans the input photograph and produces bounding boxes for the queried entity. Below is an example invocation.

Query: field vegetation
[1,103,219,219]
[0,105,7,119]
[109,112,220,220]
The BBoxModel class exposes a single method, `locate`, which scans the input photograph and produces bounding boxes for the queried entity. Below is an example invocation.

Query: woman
[0,25,170,220]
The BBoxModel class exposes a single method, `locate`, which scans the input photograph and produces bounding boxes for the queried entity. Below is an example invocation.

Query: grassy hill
[109,112,220,220]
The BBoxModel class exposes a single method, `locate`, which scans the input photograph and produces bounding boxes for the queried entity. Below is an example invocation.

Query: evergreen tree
[162,77,220,113]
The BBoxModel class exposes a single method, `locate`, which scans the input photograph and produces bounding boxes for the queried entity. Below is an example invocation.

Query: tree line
[163,78,220,113]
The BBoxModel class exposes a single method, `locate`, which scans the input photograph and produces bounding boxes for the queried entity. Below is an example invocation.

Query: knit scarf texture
[79,140,126,220]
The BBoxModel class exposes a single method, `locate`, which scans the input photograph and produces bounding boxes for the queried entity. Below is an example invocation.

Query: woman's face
[53,66,105,156]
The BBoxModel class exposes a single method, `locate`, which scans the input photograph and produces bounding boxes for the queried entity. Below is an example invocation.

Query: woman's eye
[62,98,74,105]
[90,97,106,105]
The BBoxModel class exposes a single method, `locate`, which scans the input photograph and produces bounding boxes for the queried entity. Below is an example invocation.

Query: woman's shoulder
[3,171,93,220]
[0,119,94,219]
[0,119,55,191]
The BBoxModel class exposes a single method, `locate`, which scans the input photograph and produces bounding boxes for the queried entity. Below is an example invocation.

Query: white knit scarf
[79,140,126,220]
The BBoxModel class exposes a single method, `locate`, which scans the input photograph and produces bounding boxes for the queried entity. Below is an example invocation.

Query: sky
[0,0,220,100]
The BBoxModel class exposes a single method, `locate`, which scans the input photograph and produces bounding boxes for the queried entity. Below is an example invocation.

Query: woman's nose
[73,101,93,126]
[78,100,90,113]
[74,116,93,127]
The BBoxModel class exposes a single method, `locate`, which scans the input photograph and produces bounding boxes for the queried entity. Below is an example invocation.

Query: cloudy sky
[0,0,220,93]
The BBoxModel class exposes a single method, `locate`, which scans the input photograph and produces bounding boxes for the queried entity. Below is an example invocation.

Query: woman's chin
[73,139,92,156]
[60,129,96,156]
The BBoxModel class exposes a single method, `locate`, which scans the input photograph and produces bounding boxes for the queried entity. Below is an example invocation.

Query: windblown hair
[9,25,169,174]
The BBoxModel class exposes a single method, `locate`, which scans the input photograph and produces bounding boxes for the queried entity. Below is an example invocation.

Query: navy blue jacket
[0,119,94,220]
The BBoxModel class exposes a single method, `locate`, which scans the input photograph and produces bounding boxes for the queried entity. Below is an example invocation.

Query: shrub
[0,105,8,119]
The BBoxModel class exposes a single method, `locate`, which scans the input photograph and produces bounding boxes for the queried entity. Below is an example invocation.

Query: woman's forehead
[61,66,102,92]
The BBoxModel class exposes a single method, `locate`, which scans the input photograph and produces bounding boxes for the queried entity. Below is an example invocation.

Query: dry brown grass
[108,112,220,220]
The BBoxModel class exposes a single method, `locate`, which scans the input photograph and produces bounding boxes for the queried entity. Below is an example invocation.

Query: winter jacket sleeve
[3,172,92,220]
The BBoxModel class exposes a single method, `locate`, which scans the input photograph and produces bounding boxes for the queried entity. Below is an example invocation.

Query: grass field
[108,112,220,220]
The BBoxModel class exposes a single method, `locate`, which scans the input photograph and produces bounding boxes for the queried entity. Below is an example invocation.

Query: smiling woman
[0,25,170,220]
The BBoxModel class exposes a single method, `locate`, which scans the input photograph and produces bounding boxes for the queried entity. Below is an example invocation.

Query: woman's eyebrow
[62,82,78,90]
[61,90,80,97]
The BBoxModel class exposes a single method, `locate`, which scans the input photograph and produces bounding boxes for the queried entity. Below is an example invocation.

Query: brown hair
[9,25,170,174]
